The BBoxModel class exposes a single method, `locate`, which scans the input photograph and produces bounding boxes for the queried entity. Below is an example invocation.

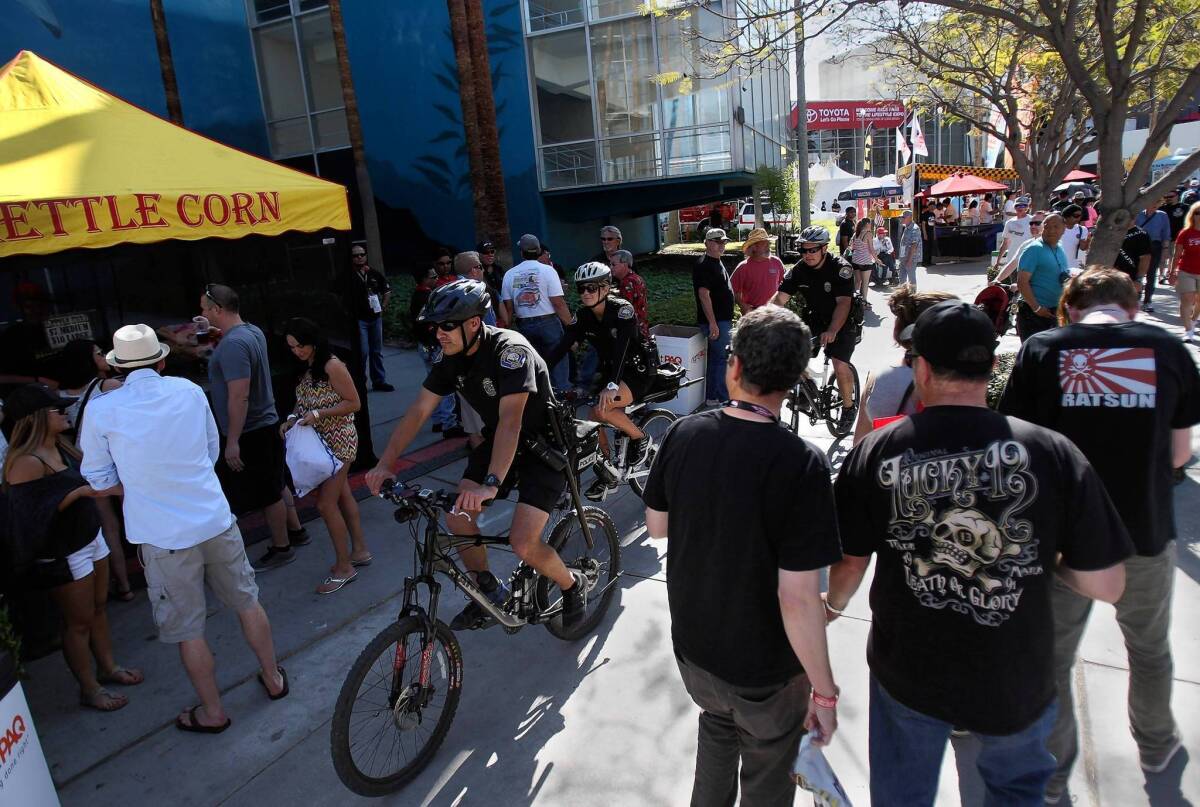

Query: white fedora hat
[106,324,170,369]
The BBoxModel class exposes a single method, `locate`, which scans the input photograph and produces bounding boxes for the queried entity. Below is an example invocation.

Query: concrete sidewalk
[25,261,1200,806]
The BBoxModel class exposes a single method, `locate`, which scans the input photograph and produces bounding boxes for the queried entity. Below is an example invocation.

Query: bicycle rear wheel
[628,408,677,498]
[330,617,463,796]
[823,363,860,437]
[539,506,621,641]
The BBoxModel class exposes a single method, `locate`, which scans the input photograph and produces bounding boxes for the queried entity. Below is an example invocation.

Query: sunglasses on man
[1031,220,1044,227]
[434,321,462,332]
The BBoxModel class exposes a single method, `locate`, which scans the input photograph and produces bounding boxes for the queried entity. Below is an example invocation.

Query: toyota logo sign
[806,108,818,125]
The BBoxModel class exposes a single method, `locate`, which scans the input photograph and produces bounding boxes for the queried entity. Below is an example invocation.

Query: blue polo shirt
[1018,238,1068,309]
[1135,210,1170,244]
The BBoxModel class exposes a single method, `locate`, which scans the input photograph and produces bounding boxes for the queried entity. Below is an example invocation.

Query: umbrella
[1063,169,1097,181]
[837,174,902,200]
[927,172,1009,197]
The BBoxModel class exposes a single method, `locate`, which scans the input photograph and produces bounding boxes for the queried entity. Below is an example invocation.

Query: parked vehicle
[736,202,794,238]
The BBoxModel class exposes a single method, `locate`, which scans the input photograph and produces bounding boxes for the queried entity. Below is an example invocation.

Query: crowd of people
[2,180,1198,806]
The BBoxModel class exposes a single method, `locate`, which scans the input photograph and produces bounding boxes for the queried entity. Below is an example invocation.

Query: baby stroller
[974,284,1013,337]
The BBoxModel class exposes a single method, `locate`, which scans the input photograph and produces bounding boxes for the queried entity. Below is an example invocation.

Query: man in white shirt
[1058,204,1089,267]
[82,324,287,733]
[500,233,573,391]
[979,195,994,225]
[994,196,1034,272]
[1003,191,1018,219]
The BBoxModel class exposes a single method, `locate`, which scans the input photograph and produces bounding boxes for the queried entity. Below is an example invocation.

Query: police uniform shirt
[778,254,854,328]
[423,326,554,437]
[553,296,652,385]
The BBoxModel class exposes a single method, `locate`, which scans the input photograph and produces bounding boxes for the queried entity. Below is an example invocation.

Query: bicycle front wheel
[628,408,677,498]
[823,363,860,437]
[330,617,463,797]
[540,506,621,641]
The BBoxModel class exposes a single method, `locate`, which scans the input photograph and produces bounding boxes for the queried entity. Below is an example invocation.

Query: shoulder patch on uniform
[617,304,635,320]
[499,346,529,369]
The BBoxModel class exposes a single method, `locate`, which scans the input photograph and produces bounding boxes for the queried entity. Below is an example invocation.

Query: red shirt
[1176,227,1200,275]
[434,274,458,287]
[731,256,785,309]
[616,271,650,338]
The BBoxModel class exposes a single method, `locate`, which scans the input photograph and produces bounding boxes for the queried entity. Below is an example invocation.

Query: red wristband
[812,690,838,709]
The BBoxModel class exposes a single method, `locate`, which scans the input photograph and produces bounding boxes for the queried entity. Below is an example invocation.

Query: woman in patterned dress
[280,318,371,594]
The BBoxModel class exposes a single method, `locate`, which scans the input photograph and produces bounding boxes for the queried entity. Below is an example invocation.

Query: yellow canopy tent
[0,50,350,259]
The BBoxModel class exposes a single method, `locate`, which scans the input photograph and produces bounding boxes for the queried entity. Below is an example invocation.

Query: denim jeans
[1144,242,1163,305]
[675,652,809,807]
[516,314,569,393]
[1046,546,1177,798]
[419,346,458,429]
[869,675,1057,806]
[357,318,387,386]
[699,320,731,403]
[897,259,920,288]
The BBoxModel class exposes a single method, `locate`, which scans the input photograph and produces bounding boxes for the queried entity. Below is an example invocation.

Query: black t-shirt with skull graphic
[423,325,555,439]
[835,406,1132,734]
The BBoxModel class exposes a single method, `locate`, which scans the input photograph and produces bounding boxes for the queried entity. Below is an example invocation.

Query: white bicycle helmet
[575,262,612,287]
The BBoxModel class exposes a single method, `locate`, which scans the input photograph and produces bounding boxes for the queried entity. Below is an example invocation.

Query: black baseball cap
[476,240,495,252]
[2,383,78,424]
[899,301,997,374]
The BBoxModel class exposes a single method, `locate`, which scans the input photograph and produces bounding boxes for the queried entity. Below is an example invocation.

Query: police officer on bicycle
[365,279,586,630]
[773,226,859,431]
[546,262,657,500]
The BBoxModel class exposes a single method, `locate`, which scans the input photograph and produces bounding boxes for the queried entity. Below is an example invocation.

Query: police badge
[482,378,497,397]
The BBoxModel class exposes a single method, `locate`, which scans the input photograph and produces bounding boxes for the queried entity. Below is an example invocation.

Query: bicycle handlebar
[379,479,494,514]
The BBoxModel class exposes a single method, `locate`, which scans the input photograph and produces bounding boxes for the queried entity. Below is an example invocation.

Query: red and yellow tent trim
[0,50,350,259]
[896,163,1021,182]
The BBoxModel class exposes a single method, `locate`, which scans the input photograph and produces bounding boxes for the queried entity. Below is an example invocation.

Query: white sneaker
[1185,329,1196,342]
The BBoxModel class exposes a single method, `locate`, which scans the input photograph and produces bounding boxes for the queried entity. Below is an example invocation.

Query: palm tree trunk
[328,0,385,274]
[464,0,511,253]
[148,0,183,124]
[448,0,490,245]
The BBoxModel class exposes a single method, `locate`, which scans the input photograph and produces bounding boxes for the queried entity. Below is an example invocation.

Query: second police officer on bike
[773,226,860,431]
[365,279,587,630]
[545,262,657,500]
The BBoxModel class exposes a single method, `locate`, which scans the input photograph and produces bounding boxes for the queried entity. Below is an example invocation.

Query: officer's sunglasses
[800,246,824,254]
[577,283,603,294]
[434,321,461,332]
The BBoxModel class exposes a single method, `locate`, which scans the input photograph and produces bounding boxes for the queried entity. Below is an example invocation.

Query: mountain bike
[330,414,621,797]
[786,340,860,438]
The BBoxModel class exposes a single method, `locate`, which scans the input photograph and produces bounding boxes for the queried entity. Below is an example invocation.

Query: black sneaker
[251,546,296,572]
[287,527,311,547]
[625,436,650,467]
[449,601,487,631]
[584,476,617,502]
[838,408,857,432]
[562,573,587,628]
[373,382,396,392]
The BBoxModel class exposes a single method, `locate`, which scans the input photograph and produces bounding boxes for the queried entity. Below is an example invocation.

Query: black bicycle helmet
[417,278,490,324]
[799,225,830,245]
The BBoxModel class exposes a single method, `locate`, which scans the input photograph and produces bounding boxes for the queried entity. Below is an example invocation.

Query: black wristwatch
[483,473,501,488]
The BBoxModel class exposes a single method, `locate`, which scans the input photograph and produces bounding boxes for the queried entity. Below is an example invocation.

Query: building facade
[4,0,788,268]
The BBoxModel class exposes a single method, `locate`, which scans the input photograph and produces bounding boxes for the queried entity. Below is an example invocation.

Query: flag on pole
[897,124,911,165]
[911,115,929,157]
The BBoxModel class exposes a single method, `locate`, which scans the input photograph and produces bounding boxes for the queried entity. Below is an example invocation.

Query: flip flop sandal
[350,555,374,567]
[109,586,136,602]
[175,705,231,734]
[80,686,128,712]
[98,666,144,686]
[317,572,358,595]
[257,666,289,701]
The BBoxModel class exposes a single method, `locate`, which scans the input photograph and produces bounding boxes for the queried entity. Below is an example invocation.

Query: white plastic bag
[792,733,853,806]
[285,423,343,498]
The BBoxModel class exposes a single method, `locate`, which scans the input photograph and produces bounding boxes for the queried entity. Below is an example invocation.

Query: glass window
[313,109,349,150]
[298,0,328,10]
[527,0,585,31]
[268,118,312,158]
[588,0,639,20]
[541,143,598,188]
[657,4,728,129]
[298,13,342,111]
[591,17,657,136]
[530,29,595,144]
[253,0,291,23]
[601,134,660,181]
[253,21,307,121]
[663,125,731,175]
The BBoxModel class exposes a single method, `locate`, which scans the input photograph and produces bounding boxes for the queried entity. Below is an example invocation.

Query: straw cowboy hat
[106,324,170,369]
[743,227,771,251]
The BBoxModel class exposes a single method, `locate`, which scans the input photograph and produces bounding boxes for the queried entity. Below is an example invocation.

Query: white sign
[0,684,60,806]
[43,313,93,350]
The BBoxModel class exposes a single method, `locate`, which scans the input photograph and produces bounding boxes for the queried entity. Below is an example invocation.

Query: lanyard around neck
[727,400,779,422]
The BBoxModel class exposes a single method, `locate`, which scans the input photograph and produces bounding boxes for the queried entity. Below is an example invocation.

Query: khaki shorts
[139,523,259,643]
[1176,272,1200,293]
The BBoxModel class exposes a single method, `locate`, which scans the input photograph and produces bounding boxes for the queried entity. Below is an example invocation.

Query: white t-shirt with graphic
[1000,216,1033,262]
[500,259,564,319]
[1059,223,1088,267]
